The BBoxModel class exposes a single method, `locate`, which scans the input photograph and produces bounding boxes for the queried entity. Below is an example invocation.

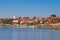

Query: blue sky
[0,0,60,18]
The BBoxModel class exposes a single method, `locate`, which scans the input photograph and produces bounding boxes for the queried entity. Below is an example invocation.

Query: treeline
[0,19,12,24]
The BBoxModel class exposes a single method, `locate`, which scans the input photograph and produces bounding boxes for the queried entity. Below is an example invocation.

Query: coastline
[0,23,60,30]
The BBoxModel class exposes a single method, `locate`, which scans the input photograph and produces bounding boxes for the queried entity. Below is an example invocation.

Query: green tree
[23,17,29,18]
[1,19,12,24]
[50,14,56,17]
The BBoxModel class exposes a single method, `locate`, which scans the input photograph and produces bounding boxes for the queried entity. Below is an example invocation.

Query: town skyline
[0,13,60,29]
[0,14,59,18]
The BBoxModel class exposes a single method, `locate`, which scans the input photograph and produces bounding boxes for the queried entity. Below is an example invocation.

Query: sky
[0,0,60,18]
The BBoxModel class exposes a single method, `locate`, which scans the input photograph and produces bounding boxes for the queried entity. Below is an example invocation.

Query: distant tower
[13,16,17,19]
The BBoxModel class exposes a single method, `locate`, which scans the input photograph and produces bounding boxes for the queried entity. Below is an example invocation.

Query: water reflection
[12,29,60,40]
[0,28,60,40]
[0,28,12,40]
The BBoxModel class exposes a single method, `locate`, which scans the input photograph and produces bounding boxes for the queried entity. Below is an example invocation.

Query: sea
[0,27,60,40]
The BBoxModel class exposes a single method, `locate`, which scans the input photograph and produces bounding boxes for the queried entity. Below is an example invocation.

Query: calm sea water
[0,28,60,40]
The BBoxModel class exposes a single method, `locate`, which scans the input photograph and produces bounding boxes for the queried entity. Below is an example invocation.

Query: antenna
[14,13,16,17]
[13,13,17,19]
